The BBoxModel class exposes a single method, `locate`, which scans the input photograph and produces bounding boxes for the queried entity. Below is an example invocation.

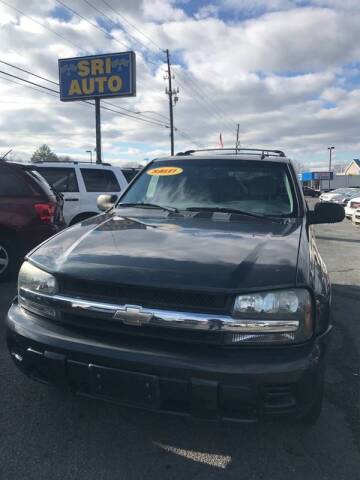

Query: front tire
[0,236,16,281]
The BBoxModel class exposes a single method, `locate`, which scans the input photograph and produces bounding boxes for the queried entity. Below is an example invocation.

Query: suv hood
[29,212,303,292]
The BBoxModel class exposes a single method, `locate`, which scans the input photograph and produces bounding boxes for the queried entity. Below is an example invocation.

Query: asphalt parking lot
[0,200,359,480]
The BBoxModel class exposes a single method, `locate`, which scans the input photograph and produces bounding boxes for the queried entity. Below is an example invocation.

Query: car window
[81,169,120,192]
[119,159,297,217]
[25,170,54,198]
[36,167,79,193]
[122,169,139,182]
[0,166,37,197]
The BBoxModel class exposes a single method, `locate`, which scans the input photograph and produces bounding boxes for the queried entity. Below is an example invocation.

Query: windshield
[118,159,297,217]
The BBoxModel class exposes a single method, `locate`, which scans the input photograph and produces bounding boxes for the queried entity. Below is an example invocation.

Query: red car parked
[0,161,65,280]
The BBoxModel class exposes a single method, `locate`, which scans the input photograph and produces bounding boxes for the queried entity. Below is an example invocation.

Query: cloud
[218,0,360,13]
[142,0,187,22]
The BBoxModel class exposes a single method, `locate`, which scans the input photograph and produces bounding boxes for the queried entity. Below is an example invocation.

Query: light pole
[86,150,92,163]
[328,146,334,191]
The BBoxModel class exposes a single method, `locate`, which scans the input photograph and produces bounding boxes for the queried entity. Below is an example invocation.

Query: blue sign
[300,172,313,181]
[299,171,333,182]
[313,171,333,180]
[58,52,136,102]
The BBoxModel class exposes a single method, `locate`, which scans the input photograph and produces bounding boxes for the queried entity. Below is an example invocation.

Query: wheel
[0,236,16,281]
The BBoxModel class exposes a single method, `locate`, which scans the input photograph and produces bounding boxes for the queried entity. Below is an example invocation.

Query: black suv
[302,186,321,197]
[6,149,344,423]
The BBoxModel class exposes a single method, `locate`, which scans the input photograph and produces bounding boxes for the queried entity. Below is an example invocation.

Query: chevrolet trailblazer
[6,148,344,424]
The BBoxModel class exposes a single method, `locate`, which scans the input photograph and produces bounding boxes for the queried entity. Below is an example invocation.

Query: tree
[31,144,58,162]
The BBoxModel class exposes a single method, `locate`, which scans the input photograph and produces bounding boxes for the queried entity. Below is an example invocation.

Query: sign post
[58,52,136,163]
[95,98,101,164]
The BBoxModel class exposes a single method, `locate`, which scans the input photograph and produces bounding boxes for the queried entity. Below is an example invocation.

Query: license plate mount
[89,364,160,408]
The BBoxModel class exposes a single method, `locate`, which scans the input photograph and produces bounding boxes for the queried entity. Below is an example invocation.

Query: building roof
[344,158,360,173]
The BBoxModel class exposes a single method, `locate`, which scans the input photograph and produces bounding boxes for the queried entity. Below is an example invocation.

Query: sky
[0,0,360,169]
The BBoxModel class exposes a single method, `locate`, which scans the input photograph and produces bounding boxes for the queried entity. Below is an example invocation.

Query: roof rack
[176,148,286,159]
[31,160,112,166]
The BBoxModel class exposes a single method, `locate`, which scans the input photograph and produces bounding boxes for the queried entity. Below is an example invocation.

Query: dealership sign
[300,171,334,181]
[313,171,333,180]
[58,52,136,101]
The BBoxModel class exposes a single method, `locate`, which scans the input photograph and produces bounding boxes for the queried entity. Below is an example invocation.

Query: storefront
[299,171,333,189]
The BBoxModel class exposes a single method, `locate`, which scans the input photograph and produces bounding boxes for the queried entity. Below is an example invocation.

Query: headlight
[18,261,58,318]
[230,289,313,345]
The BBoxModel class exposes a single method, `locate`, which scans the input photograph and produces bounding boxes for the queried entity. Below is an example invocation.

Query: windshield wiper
[117,202,179,213]
[185,206,282,222]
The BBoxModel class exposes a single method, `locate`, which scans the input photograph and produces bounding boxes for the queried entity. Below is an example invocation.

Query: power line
[176,130,204,149]
[100,0,164,53]
[59,0,232,137]
[0,60,58,86]
[98,8,237,134]
[86,4,236,133]
[56,0,160,69]
[2,0,235,138]
[0,70,59,94]
[55,0,130,50]
[100,103,168,127]
[0,74,59,98]
[53,0,160,95]
[175,70,235,132]
[0,0,83,52]
[81,0,158,56]
[0,73,167,131]
[0,70,169,127]
[176,76,234,134]
[0,70,201,148]
[0,59,167,125]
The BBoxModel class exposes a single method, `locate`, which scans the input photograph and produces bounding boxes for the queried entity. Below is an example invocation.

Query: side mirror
[97,194,118,212]
[307,202,345,225]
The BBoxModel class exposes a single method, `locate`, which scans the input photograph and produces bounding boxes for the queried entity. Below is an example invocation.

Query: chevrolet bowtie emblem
[113,305,153,326]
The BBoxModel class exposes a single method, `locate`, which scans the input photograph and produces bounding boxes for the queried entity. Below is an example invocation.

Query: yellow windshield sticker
[147,167,183,176]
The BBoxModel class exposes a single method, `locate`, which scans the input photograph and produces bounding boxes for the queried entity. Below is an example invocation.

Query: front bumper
[6,301,330,422]
[345,207,354,217]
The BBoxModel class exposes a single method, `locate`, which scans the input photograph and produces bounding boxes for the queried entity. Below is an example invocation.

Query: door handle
[65,198,79,202]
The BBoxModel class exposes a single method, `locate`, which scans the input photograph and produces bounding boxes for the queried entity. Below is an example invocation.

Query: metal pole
[328,146,334,190]
[235,124,240,154]
[95,98,102,164]
[165,49,174,156]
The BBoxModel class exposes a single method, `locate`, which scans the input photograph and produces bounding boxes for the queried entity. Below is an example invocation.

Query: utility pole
[235,124,240,153]
[328,146,334,190]
[95,98,102,164]
[165,49,179,156]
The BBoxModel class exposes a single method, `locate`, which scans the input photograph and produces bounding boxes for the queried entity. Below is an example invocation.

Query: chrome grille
[60,277,230,313]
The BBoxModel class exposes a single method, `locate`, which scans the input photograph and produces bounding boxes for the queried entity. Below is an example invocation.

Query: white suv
[32,162,128,225]
[345,196,360,218]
